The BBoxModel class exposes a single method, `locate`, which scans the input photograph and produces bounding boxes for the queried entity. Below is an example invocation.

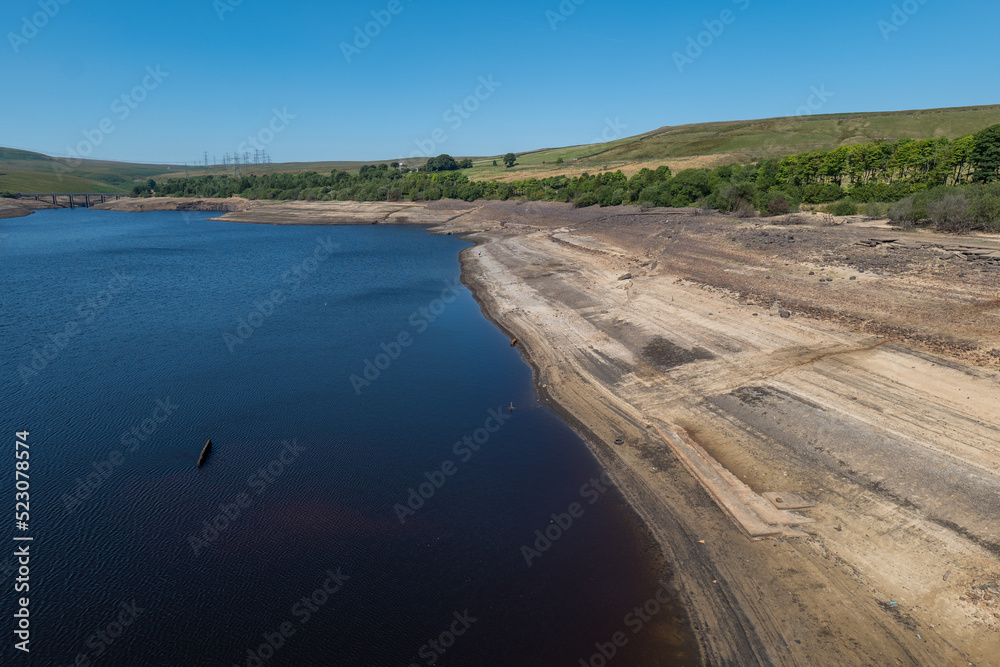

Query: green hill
[0,148,179,193]
[591,105,1000,161]
[464,104,1000,180]
[4,104,999,192]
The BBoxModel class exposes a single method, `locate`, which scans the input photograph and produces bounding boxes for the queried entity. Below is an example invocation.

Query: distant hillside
[5,104,999,192]
[0,148,179,193]
[596,105,1000,161]
[467,104,1000,181]
[0,147,390,193]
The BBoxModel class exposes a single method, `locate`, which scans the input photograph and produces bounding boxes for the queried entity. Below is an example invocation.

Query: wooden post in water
[197,439,213,468]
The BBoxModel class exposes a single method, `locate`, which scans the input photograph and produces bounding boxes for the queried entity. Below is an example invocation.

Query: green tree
[425,154,459,172]
[942,135,975,184]
[503,153,517,168]
[823,147,849,185]
[972,125,1000,183]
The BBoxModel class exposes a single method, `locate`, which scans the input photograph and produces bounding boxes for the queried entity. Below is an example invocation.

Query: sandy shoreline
[85,199,1000,664]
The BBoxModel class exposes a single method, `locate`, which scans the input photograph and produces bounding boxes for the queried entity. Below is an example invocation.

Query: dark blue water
[0,210,693,666]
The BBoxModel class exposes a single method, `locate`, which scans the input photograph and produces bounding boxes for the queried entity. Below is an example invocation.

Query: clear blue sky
[2,0,997,164]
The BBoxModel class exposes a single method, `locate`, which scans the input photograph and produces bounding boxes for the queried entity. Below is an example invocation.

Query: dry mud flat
[0,198,60,219]
[212,200,1000,664]
[92,196,255,213]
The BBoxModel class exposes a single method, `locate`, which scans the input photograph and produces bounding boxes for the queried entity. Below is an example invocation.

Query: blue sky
[2,0,998,163]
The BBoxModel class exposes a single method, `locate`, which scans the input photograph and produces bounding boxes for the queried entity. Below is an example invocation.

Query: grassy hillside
[595,105,1000,161]
[5,104,999,192]
[462,104,1000,182]
[0,148,179,193]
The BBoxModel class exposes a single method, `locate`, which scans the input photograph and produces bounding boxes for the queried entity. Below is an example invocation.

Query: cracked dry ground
[453,202,1000,666]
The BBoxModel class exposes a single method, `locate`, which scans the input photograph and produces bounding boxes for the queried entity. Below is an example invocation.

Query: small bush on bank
[927,191,973,233]
[734,201,757,218]
[767,196,791,217]
[864,201,888,220]
[826,199,858,216]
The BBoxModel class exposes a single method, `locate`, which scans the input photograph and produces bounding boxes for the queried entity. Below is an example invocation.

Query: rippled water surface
[0,210,694,665]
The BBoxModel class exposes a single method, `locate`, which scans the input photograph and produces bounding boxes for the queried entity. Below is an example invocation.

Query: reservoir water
[1,210,694,665]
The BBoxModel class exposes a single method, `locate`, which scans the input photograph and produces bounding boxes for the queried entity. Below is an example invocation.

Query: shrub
[888,196,918,226]
[714,184,739,212]
[927,191,973,233]
[803,183,844,204]
[848,181,914,203]
[602,187,626,207]
[668,169,712,206]
[574,192,600,208]
[864,202,888,220]
[827,199,858,216]
[970,182,1000,230]
[638,186,661,207]
[0,191,18,198]
[734,202,757,218]
[767,196,791,217]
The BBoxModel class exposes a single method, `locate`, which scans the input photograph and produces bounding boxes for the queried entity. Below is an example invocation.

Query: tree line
[146,125,1000,229]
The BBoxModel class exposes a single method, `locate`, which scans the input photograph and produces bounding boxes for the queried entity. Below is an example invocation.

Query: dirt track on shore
[108,198,1000,664]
